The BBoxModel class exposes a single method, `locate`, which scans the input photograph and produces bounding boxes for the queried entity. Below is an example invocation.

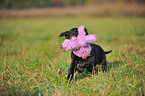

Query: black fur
[59,27,112,81]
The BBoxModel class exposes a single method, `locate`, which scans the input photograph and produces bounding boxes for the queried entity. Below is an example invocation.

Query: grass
[0,17,145,96]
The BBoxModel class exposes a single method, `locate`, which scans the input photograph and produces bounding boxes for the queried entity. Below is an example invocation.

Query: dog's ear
[84,28,89,35]
[59,31,69,39]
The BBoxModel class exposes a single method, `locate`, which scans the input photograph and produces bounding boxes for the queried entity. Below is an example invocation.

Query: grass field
[0,17,145,96]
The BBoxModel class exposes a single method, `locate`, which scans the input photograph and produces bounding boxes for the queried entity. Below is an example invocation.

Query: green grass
[0,17,145,96]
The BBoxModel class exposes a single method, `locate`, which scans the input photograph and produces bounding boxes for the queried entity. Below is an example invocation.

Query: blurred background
[0,0,145,17]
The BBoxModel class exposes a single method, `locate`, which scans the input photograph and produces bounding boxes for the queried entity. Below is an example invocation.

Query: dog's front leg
[67,54,76,81]
[67,62,75,81]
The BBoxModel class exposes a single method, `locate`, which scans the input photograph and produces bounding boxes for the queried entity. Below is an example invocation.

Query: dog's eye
[85,51,87,52]
[82,52,84,54]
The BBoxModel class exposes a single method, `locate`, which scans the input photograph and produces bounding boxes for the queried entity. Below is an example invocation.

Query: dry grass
[0,3,145,18]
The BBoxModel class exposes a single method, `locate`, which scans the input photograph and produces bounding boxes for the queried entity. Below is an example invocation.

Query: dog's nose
[59,33,64,37]
[60,44,63,49]
[59,31,68,37]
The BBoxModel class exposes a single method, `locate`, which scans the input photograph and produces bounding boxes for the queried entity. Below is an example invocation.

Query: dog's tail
[105,50,112,54]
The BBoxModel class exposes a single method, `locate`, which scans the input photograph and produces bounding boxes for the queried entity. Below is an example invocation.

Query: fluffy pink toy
[61,26,97,59]
[73,44,92,59]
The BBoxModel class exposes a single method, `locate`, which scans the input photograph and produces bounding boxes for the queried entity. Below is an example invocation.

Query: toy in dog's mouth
[73,44,91,60]
[61,26,96,59]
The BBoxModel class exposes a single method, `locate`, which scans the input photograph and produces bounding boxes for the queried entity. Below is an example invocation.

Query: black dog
[59,27,112,81]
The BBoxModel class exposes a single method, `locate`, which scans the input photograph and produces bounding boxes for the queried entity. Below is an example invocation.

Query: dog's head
[59,27,88,39]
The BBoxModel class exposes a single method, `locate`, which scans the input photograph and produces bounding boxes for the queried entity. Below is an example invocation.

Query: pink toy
[73,44,92,60]
[61,26,97,59]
